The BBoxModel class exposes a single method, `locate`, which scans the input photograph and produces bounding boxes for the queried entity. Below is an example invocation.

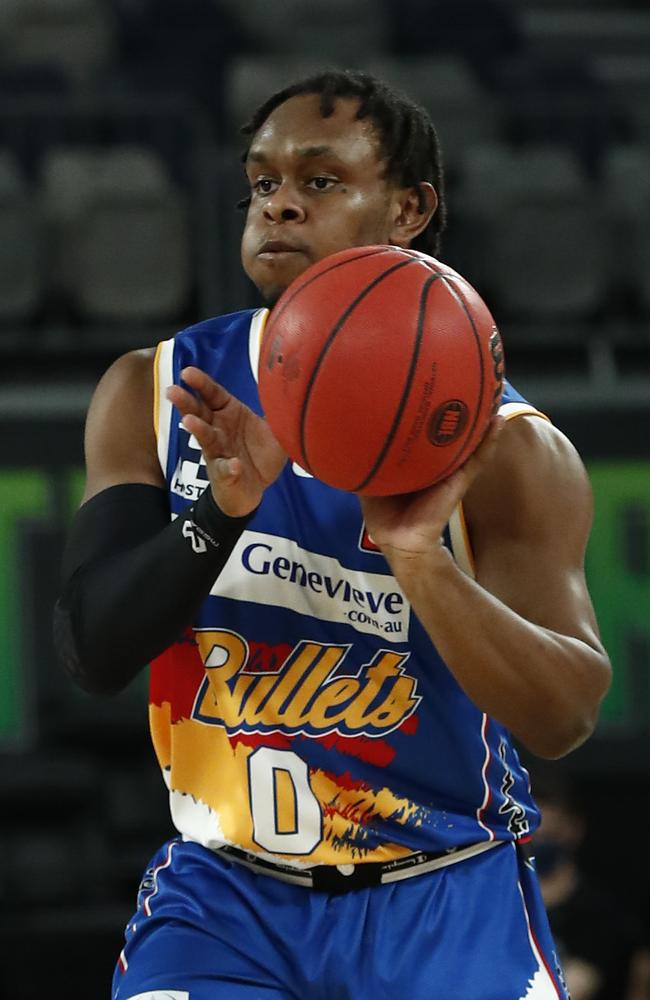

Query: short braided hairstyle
[239,68,447,257]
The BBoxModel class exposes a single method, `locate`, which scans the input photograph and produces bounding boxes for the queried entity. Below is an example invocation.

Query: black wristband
[184,487,255,554]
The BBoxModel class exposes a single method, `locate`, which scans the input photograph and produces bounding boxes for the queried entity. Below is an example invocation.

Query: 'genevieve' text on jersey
[212,531,410,640]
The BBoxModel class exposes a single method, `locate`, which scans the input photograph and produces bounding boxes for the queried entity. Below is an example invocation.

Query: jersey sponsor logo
[170,429,209,502]
[170,429,314,501]
[192,629,421,739]
[212,531,409,641]
[358,522,381,553]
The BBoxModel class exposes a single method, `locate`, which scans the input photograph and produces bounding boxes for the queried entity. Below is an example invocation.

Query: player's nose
[262,184,306,224]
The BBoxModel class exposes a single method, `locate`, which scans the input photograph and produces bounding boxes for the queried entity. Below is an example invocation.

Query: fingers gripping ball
[258,245,505,496]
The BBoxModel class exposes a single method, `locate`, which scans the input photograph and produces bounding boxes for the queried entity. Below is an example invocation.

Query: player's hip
[114,837,568,1000]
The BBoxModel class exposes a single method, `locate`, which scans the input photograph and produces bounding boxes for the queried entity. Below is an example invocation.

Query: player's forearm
[53,484,252,696]
[389,547,610,758]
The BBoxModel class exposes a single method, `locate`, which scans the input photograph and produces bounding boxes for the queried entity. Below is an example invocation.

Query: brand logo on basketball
[427,400,468,446]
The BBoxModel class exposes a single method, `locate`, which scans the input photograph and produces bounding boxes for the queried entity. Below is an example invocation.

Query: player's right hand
[167,366,287,518]
[359,415,505,564]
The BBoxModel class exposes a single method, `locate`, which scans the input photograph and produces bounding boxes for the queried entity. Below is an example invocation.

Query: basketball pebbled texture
[258,245,504,496]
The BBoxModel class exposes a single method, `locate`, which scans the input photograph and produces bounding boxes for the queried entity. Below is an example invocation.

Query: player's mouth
[258,240,307,261]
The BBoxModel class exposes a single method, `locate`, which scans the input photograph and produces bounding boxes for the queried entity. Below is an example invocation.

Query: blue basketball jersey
[150,307,548,868]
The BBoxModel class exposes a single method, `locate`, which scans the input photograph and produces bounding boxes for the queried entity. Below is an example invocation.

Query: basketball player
[54,70,612,999]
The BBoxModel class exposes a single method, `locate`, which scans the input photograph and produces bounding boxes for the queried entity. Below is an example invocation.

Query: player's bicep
[465,417,604,650]
[82,347,164,503]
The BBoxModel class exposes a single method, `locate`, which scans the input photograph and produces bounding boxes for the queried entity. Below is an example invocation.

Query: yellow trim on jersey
[451,403,550,577]
[499,401,551,424]
[449,503,476,579]
[153,340,163,443]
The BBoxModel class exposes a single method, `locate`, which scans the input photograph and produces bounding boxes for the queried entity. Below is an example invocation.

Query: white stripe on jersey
[248,307,269,385]
[500,401,550,423]
[516,858,565,999]
[156,338,175,479]
[124,992,189,1000]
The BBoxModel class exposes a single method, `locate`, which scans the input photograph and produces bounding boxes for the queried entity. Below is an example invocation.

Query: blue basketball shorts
[111,837,569,1000]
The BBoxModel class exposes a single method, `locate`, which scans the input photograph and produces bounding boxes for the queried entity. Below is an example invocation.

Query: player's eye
[252,177,279,195]
[308,176,337,191]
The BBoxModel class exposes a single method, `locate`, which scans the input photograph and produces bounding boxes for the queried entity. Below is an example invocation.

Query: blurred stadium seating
[221,0,390,60]
[0,0,116,87]
[0,0,647,383]
[0,151,44,323]
[39,143,193,325]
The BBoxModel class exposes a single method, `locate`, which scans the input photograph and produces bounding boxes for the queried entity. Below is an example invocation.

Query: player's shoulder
[465,410,592,554]
[469,383,590,529]
[173,308,261,347]
[93,309,263,407]
[499,410,585,478]
[90,346,156,409]
[497,378,584,472]
[499,378,546,418]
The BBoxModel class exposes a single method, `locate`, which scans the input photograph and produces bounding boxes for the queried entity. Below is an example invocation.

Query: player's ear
[389,182,438,247]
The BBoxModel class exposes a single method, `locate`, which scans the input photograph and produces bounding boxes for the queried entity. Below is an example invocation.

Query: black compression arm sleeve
[53,484,254,696]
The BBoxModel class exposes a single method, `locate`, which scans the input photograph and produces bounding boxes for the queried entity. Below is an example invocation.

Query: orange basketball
[258,245,504,496]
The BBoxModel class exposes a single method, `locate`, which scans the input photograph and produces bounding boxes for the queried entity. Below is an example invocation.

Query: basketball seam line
[420,275,488,484]
[299,256,420,476]
[268,246,396,329]
[352,272,441,493]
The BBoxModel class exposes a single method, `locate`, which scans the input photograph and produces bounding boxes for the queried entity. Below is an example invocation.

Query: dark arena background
[1,1,650,996]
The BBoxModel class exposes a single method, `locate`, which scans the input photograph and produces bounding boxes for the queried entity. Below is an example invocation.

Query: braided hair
[239,68,447,257]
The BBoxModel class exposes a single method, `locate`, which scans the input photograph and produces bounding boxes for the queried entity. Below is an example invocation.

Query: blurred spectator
[531,768,646,1000]
[628,949,650,1000]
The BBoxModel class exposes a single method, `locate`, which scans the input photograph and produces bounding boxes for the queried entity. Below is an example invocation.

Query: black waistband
[215,840,506,894]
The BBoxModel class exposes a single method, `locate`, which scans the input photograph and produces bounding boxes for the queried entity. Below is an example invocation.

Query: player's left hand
[359,416,505,563]
[167,366,288,517]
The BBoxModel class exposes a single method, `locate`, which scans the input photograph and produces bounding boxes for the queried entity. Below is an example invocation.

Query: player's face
[241,94,403,304]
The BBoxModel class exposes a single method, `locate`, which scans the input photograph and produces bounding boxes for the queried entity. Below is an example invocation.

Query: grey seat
[55,146,193,324]
[366,55,503,167]
[518,9,650,62]
[224,55,331,135]
[601,144,650,313]
[592,54,650,144]
[219,0,389,61]
[452,141,589,297]
[0,151,43,323]
[601,145,650,218]
[456,141,586,221]
[483,189,611,322]
[0,0,114,87]
[72,194,192,324]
